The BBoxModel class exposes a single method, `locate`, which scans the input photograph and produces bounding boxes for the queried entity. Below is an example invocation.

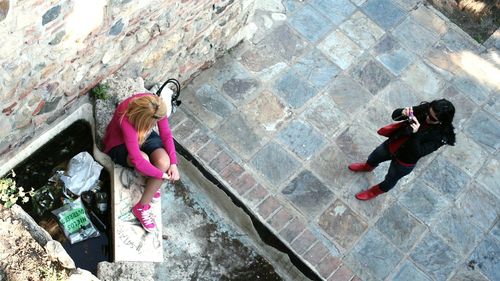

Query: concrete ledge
[112,165,163,262]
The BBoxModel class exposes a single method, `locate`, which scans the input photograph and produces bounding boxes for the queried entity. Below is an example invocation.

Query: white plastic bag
[60,152,103,196]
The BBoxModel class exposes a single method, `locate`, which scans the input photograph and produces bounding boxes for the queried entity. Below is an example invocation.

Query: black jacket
[389,103,455,164]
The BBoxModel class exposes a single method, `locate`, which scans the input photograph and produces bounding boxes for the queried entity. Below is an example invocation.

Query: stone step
[112,165,163,262]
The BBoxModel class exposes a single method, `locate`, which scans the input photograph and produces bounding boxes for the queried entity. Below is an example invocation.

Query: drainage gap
[175,141,322,281]
[9,120,112,274]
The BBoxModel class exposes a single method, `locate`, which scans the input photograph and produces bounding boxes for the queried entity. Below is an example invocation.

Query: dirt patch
[0,207,70,281]
[427,0,499,42]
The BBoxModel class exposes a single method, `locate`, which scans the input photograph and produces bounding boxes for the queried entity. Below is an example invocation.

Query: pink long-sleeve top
[103,93,177,179]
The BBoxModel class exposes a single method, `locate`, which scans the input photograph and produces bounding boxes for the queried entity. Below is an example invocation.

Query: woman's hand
[409,116,420,133]
[167,164,180,181]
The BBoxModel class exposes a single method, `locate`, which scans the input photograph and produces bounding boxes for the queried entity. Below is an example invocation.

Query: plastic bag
[60,152,103,196]
[52,198,100,244]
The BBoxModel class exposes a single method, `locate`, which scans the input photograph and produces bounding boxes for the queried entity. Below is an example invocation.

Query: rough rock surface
[0,206,71,281]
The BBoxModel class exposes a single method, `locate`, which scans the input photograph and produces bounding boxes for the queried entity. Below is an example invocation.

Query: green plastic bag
[52,198,100,244]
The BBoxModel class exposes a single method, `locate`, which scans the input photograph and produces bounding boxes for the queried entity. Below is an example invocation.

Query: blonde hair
[124,95,168,145]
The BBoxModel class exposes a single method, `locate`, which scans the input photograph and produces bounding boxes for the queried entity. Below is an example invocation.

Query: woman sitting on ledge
[103,93,180,232]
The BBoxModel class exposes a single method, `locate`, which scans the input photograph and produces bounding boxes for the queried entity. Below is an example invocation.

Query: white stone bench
[111,165,163,262]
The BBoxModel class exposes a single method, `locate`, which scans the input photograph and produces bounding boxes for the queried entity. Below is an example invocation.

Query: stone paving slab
[173,1,500,280]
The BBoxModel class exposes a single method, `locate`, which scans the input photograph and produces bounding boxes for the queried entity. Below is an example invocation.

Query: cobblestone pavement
[170,0,500,280]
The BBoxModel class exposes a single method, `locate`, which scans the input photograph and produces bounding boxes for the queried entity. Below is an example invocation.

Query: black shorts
[107,131,164,167]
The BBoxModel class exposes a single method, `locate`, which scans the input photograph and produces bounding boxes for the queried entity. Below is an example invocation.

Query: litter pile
[31,151,107,245]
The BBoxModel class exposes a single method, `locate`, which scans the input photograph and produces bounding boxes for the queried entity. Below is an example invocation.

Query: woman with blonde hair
[103,93,179,232]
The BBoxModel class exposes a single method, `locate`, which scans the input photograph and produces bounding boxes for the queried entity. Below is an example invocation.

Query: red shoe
[132,203,156,232]
[355,185,384,201]
[348,162,374,172]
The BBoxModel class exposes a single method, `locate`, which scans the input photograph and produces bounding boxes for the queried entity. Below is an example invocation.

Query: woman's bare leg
[138,148,170,205]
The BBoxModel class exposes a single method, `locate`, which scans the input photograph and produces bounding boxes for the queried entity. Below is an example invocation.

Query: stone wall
[0,0,254,166]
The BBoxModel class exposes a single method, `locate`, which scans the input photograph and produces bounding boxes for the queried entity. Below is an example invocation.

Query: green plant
[90,83,110,100]
[38,265,66,281]
[0,171,34,208]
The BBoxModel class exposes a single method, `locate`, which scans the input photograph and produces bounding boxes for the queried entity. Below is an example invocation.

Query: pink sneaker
[132,203,156,232]
[151,189,161,203]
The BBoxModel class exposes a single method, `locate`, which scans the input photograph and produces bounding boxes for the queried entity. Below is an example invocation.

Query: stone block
[374,35,415,76]
[291,49,341,90]
[335,123,381,162]
[310,0,356,25]
[375,203,426,253]
[267,207,294,232]
[220,162,245,185]
[376,80,419,110]
[484,95,500,120]
[181,84,226,128]
[310,145,357,193]
[210,58,259,104]
[475,155,500,198]
[197,140,223,164]
[282,170,334,217]
[290,229,317,254]
[241,90,292,133]
[216,113,266,160]
[349,58,393,95]
[327,74,373,114]
[289,4,334,43]
[303,242,330,265]
[362,0,406,29]
[432,208,484,255]
[340,11,385,50]
[410,232,462,281]
[491,221,500,241]
[302,94,347,137]
[422,157,471,199]
[469,235,500,281]
[209,150,233,173]
[456,183,499,232]
[441,27,483,52]
[231,172,257,195]
[182,129,211,154]
[344,229,403,280]
[318,30,363,70]
[193,83,236,119]
[256,196,281,220]
[319,199,368,250]
[450,266,489,281]
[392,260,432,281]
[393,18,439,55]
[328,265,354,281]
[274,69,319,109]
[243,184,269,207]
[400,61,445,98]
[250,142,301,187]
[316,255,342,279]
[465,111,500,153]
[398,180,450,225]
[278,217,306,243]
[410,6,447,36]
[244,24,308,64]
[277,120,325,160]
[442,133,488,176]
[451,75,490,105]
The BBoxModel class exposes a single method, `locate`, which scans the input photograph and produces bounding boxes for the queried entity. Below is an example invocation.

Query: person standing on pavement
[348,99,456,200]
